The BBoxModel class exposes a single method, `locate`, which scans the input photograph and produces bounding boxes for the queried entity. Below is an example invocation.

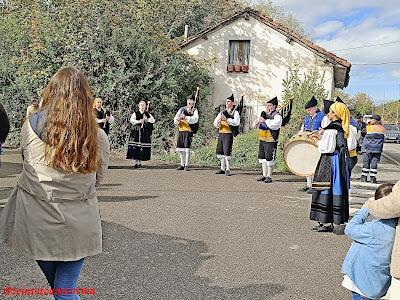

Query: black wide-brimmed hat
[305,96,318,109]
[267,96,278,106]
[323,99,334,114]
[227,94,234,102]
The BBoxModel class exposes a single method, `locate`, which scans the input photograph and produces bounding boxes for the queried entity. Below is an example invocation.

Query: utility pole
[382,91,385,121]
[397,83,400,125]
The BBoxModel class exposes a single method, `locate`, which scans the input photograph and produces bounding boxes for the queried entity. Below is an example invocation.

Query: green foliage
[187,129,260,169]
[252,0,306,36]
[279,65,328,171]
[0,0,214,151]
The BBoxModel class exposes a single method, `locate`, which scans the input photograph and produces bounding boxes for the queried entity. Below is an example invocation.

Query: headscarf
[330,102,350,138]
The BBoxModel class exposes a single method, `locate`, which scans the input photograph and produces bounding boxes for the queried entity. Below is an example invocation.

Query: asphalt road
[383,142,400,165]
[0,148,387,300]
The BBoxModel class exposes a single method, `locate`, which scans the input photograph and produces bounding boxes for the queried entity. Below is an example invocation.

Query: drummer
[299,96,325,193]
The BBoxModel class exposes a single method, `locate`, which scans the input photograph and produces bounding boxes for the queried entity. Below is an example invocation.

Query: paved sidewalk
[349,149,400,215]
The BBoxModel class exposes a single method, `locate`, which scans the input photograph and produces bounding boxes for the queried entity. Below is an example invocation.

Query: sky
[254,0,400,103]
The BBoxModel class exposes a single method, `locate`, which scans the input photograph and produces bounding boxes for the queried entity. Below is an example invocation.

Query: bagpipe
[256,98,293,141]
[220,94,244,137]
[258,98,293,127]
[180,87,200,134]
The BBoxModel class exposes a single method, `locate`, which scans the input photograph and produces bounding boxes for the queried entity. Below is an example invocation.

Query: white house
[180,8,351,129]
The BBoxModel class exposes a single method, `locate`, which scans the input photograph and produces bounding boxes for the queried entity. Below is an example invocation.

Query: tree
[277,65,328,171]
[0,0,214,150]
[353,92,374,116]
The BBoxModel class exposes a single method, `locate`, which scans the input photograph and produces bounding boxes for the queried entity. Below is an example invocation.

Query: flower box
[227,64,235,72]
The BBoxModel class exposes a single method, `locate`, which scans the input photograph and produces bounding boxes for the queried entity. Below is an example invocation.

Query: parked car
[384,124,400,143]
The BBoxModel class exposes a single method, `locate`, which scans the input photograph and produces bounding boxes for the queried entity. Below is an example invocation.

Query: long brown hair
[41,67,99,173]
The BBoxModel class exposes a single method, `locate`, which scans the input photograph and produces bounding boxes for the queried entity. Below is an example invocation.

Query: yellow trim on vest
[349,149,357,157]
[178,120,192,132]
[219,120,232,133]
[258,129,275,142]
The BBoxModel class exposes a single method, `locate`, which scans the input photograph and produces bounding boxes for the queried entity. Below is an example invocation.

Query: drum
[283,132,321,176]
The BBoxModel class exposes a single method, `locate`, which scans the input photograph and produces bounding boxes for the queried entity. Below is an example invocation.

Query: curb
[382,152,400,167]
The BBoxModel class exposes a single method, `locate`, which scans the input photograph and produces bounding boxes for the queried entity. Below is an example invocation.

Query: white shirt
[342,275,367,297]
[95,109,115,124]
[213,110,240,128]
[317,129,337,154]
[130,112,155,125]
[174,108,199,125]
[321,115,331,129]
[252,113,282,130]
[347,125,358,151]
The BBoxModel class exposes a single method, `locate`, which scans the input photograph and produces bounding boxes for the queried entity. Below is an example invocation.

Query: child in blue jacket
[341,183,397,299]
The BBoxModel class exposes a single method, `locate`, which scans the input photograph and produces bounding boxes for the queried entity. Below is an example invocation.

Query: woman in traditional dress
[310,102,350,234]
[93,97,115,135]
[0,67,110,299]
[126,100,155,168]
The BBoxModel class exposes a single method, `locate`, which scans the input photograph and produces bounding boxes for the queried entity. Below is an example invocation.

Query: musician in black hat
[214,94,240,176]
[174,94,199,171]
[253,96,282,183]
[300,96,325,192]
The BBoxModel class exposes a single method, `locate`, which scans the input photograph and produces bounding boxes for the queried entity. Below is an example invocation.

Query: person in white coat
[0,67,110,300]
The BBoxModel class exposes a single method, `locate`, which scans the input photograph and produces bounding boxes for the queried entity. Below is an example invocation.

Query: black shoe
[215,170,225,175]
[264,177,272,183]
[138,164,142,168]
[257,176,266,182]
[360,175,367,182]
[176,165,184,170]
[133,164,140,169]
[312,223,323,231]
[299,186,309,192]
[317,224,334,232]
[184,166,189,171]
[370,177,377,184]
[333,225,346,235]
[225,170,231,176]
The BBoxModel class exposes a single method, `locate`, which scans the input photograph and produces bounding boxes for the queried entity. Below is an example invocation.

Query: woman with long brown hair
[0,67,110,299]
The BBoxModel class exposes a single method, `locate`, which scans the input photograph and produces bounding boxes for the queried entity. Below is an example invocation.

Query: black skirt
[216,133,233,156]
[258,141,277,161]
[126,123,153,161]
[176,131,193,149]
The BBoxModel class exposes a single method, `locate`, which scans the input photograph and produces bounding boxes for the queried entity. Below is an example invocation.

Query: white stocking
[179,152,185,166]
[225,157,231,171]
[262,162,268,177]
[220,158,226,171]
[185,150,190,167]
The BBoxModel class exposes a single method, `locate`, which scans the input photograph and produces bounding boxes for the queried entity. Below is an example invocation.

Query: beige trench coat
[363,180,400,278]
[0,121,110,261]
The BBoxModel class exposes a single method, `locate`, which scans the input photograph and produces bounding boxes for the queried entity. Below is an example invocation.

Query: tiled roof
[179,7,351,87]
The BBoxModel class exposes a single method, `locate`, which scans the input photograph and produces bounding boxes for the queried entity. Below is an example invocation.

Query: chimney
[184,25,189,39]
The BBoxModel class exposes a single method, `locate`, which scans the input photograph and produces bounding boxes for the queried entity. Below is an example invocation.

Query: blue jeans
[351,292,372,300]
[37,259,84,300]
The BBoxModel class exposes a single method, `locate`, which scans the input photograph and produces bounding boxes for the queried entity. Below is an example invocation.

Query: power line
[352,61,400,66]
[333,40,400,52]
